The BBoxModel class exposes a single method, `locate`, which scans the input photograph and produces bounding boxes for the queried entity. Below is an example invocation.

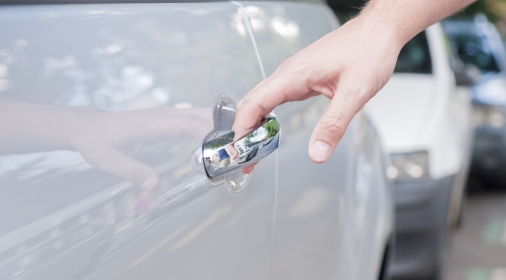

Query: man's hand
[233,0,475,164]
[233,16,401,163]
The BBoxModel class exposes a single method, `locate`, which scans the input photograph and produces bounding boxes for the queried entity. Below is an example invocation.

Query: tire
[421,266,442,280]
[378,237,395,280]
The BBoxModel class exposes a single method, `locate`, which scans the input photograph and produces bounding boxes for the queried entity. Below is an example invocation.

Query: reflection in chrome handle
[200,116,280,179]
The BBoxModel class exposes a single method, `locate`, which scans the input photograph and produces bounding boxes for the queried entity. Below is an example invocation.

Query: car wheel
[421,264,442,280]
[378,237,394,280]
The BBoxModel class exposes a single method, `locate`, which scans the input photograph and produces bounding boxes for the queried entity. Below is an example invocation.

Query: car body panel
[0,2,394,280]
[0,3,276,279]
[241,2,393,279]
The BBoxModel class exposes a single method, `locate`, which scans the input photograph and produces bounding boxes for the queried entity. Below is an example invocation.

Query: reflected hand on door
[69,107,213,190]
[0,99,212,190]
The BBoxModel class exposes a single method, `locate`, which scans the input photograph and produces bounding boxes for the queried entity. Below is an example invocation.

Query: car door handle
[194,115,280,179]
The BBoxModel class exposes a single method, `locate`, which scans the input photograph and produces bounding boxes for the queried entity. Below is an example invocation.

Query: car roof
[0,0,324,4]
[442,20,481,35]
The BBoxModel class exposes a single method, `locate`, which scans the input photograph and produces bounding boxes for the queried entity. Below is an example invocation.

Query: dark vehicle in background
[443,15,506,187]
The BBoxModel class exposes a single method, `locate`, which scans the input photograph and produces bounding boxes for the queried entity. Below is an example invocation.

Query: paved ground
[444,187,506,280]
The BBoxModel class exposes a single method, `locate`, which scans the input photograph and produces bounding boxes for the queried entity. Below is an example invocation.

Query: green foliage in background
[332,0,506,36]
[244,119,279,146]
[458,0,506,23]
[263,119,280,138]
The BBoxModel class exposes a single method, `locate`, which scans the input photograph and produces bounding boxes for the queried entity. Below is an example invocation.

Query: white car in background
[365,23,474,280]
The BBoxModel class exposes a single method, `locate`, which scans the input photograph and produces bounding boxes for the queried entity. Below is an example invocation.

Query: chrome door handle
[194,115,280,179]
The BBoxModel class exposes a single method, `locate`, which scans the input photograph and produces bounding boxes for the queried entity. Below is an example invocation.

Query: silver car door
[240,2,394,279]
[0,3,276,280]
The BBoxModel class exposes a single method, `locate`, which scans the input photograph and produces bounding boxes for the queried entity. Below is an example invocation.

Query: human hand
[233,16,402,164]
[68,107,212,190]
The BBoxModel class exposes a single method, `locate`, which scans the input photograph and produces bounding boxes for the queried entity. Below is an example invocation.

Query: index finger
[232,71,308,132]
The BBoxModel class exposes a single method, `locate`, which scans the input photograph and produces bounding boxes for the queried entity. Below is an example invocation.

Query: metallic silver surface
[0,2,393,280]
[241,2,394,279]
[201,115,280,179]
[0,3,275,279]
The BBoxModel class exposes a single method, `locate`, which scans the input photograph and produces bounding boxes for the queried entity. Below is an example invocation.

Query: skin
[233,0,476,166]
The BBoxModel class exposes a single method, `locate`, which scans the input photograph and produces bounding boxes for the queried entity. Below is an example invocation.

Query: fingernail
[140,177,156,190]
[311,141,330,162]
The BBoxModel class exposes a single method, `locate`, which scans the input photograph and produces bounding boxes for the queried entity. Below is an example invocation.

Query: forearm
[0,99,95,154]
[359,0,475,47]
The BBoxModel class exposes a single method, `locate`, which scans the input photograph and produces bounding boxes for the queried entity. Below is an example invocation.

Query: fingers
[90,148,160,190]
[242,162,258,174]
[308,80,368,163]
[233,68,308,132]
[232,60,313,174]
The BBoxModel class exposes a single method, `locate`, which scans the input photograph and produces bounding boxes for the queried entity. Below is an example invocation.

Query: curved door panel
[0,3,275,280]
[243,2,392,279]
[239,2,345,278]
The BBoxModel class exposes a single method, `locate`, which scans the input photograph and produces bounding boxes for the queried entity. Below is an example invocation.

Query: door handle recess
[194,115,280,179]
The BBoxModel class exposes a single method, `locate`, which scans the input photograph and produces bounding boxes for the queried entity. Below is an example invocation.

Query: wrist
[354,1,417,50]
[342,11,404,57]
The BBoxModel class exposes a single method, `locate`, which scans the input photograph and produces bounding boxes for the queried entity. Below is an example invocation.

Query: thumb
[90,148,160,190]
[308,81,367,163]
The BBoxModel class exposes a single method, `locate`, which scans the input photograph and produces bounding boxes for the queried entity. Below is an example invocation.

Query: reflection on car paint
[0,164,211,279]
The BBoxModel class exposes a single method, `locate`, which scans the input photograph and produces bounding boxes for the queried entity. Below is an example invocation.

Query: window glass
[447,33,500,73]
[394,31,432,74]
[0,0,325,4]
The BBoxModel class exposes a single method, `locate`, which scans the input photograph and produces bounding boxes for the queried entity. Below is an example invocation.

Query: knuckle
[236,99,244,110]
[346,82,373,102]
[320,116,345,138]
[240,95,255,107]
[277,58,299,75]
[278,59,292,71]
[355,87,372,102]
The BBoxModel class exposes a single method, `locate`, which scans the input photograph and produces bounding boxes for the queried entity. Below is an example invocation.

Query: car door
[241,2,394,279]
[0,3,276,280]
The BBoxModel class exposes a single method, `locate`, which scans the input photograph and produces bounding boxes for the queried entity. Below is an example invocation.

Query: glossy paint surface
[0,3,275,279]
[0,2,393,280]
[240,2,393,279]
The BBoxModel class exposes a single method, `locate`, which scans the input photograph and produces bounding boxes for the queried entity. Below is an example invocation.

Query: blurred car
[443,15,506,187]
[365,23,474,280]
[0,1,394,280]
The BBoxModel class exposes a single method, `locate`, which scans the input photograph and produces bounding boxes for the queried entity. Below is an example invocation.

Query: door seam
[231,1,266,80]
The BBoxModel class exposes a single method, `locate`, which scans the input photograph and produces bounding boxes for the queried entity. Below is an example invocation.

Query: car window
[447,33,500,73]
[394,31,432,74]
